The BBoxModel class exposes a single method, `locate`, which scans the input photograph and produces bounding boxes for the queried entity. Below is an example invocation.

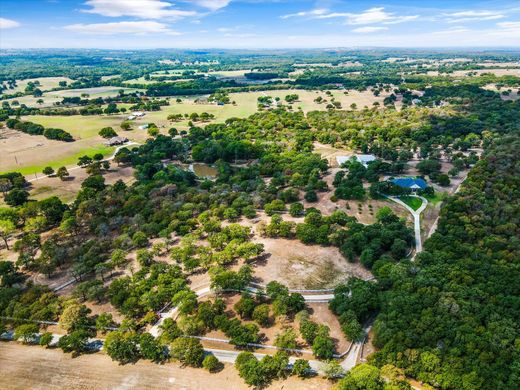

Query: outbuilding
[105,136,129,146]
[336,154,377,167]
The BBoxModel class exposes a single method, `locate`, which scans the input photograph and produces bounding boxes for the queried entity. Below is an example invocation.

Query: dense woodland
[371,135,520,389]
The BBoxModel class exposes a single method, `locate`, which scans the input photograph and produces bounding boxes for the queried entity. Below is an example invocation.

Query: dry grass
[200,293,350,354]
[1,77,73,95]
[0,343,331,390]
[251,237,373,289]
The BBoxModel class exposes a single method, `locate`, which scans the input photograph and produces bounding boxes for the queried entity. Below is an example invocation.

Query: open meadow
[4,88,387,178]
[4,86,143,108]
[1,76,74,95]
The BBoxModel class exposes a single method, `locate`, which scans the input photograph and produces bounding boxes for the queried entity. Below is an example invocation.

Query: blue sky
[1,0,519,48]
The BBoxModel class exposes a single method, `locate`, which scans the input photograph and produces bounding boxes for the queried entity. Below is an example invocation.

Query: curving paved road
[2,280,369,377]
[150,284,334,337]
[386,195,428,255]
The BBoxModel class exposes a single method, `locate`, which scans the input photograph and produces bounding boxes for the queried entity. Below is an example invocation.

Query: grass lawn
[2,145,114,176]
[424,192,446,205]
[400,196,423,211]
[25,114,127,139]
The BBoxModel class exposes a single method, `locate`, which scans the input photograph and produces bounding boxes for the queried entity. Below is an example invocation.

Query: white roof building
[132,111,145,117]
[356,154,377,167]
[336,154,376,167]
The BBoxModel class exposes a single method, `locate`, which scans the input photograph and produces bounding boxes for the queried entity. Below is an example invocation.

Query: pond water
[189,163,218,179]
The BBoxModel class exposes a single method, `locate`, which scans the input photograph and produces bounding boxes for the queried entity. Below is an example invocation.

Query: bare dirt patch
[28,165,136,203]
[301,169,411,225]
[251,237,372,289]
[0,342,331,390]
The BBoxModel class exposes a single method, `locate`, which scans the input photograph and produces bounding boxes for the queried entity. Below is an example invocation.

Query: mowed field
[4,88,386,176]
[0,343,330,390]
[4,86,143,108]
[1,76,74,95]
[0,87,385,173]
[132,88,387,129]
[0,127,114,176]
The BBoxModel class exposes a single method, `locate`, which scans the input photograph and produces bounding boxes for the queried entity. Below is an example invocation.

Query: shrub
[292,358,311,377]
[202,354,221,372]
[39,332,54,347]
[170,337,205,367]
[252,304,271,327]
[14,323,39,343]
[99,127,118,138]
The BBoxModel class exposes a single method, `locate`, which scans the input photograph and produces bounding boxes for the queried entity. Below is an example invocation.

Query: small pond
[189,163,218,179]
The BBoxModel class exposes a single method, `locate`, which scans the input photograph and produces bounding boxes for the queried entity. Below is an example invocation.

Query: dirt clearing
[0,342,330,390]
[252,237,372,289]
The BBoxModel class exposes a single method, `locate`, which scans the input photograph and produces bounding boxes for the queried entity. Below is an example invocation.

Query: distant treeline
[6,118,74,142]
[244,72,283,80]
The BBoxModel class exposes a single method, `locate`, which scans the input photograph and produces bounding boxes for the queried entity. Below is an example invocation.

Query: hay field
[1,76,74,95]
[5,88,386,176]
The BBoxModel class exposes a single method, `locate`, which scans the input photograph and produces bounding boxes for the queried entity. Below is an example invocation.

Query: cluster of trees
[6,118,74,142]
[333,159,404,200]
[187,112,215,122]
[146,79,239,96]
[109,263,189,318]
[235,351,291,386]
[329,278,379,341]
[1,196,67,260]
[262,207,413,267]
[0,172,28,207]
[98,126,118,138]
[244,71,284,80]
[297,310,336,359]
[208,91,230,104]
[168,222,264,272]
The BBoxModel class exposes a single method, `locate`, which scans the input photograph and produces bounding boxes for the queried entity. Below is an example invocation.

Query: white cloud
[445,10,504,23]
[344,7,418,25]
[192,0,231,10]
[0,17,20,29]
[433,26,472,35]
[352,26,388,33]
[64,20,180,35]
[282,7,417,25]
[494,21,520,36]
[281,8,328,19]
[497,21,520,30]
[82,0,196,19]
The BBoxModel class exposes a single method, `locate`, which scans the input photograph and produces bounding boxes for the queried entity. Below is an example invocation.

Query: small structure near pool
[391,177,427,192]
